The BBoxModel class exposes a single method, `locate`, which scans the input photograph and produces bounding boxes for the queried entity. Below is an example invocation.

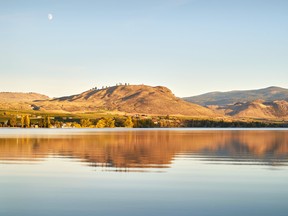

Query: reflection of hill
[0,130,288,168]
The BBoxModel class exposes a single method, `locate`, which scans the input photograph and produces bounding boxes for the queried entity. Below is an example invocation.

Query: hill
[36,85,218,117]
[183,86,288,106]
[0,92,49,102]
[0,92,49,110]
[219,100,288,120]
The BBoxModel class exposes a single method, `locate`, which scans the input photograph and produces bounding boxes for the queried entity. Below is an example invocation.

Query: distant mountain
[36,85,218,117]
[0,92,49,110]
[0,92,49,102]
[183,86,288,106]
[221,100,288,119]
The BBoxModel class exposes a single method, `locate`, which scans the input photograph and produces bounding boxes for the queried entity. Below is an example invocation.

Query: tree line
[0,115,287,128]
[0,115,135,128]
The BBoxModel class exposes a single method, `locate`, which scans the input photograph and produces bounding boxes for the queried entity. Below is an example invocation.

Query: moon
[48,13,53,21]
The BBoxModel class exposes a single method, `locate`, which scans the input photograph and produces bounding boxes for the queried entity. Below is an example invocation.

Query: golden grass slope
[0,92,49,102]
[184,86,288,106]
[0,92,49,110]
[220,100,288,119]
[37,85,219,117]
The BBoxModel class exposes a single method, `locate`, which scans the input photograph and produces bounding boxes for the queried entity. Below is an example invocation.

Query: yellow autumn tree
[124,116,134,128]
[9,115,17,127]
[96,119,106,128]
[24,115,30,128]
[106,118,115,128]
[21,115,25,128]
[80,119,92,128]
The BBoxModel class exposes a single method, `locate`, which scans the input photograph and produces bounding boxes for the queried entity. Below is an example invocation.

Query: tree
[24,115,30,128]
[45,116,51,128]
[41,116,52,128]
[53,121,64,128]
[124,116,134,128]
[96,119,106,128]
[72,122,81,128]
[134,119,154,128]
[114,117,125,127]
[80,119,92,128]
[21,115,25,128]
[9,115,17,127]
[106,118,115,128]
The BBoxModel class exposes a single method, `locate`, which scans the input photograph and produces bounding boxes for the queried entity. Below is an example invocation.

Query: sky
[0,0,287,97]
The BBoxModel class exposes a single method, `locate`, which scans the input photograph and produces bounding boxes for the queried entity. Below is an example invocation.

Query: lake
[0,128,288,216]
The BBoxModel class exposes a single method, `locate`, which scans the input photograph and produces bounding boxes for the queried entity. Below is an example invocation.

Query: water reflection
[0,129,287,169]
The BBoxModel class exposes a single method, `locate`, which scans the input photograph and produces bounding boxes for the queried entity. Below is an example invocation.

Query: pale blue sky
[0,0,287,97]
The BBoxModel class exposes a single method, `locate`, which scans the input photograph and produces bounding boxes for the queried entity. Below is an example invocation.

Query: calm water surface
[0,129,288,216]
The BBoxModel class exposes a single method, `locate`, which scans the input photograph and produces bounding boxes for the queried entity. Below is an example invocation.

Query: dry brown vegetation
[34,85,219,117]
[0,92,49,102]
[213,100,288,120]
[0,92,49,111]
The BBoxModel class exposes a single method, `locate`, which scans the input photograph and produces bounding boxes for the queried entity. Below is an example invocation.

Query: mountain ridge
[183,86,288,106]
[34,85,219,117]
[1,85,287,120]
[0,92,49,102]
[219,99,288,119]
[0,92,50,111]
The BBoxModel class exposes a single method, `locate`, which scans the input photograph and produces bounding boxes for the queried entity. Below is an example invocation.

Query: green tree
[114,117,125,127]
[124,116,134,128]
[134,119,155,128]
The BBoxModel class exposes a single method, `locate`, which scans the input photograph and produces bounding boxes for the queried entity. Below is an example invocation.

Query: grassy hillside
[34,85,219,117]
[183,86,288,106]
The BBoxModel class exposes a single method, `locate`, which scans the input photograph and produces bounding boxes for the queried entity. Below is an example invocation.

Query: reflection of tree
[0,130,287,168]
